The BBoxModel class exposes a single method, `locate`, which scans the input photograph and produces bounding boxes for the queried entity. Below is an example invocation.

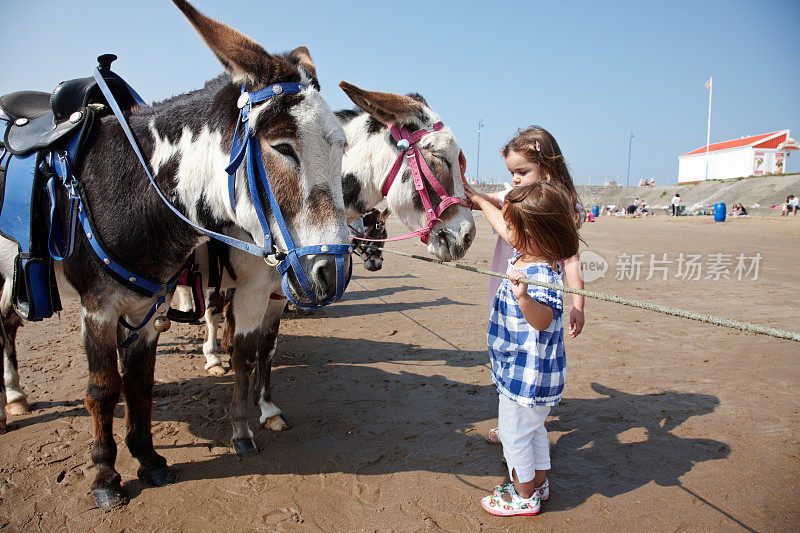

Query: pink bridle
[351,122,470,245]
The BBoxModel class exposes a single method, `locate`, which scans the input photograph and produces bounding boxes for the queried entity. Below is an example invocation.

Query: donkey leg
[0,326,5,433]
[255,299,291,432]
[202,290,225,376]
[83,310,127,509]
[120,330,175,488]
[227,283,269,456]
[3,312,29,416]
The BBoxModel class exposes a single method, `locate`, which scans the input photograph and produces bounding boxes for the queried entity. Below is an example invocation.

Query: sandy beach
[1,215,798,532]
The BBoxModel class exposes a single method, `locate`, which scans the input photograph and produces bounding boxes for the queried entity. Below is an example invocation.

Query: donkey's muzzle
[278,244,352,310]
[312,256,340,296]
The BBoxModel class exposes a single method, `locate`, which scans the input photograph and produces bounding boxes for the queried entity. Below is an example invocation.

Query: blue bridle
[91,71,351,311]
[224,83,352,309]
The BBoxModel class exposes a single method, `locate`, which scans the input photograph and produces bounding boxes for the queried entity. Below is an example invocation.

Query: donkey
[336,83,475,259]
[350,207,390,271]
[0,0,351,509]
[193,84,477,433]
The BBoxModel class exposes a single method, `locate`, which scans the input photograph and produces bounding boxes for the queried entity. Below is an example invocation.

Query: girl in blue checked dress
[463,180,581,517]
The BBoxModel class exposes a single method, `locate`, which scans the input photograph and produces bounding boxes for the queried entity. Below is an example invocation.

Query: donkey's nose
[312,256,338,296]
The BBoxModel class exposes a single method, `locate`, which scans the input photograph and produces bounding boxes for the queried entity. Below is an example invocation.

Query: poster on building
[773,152,785,174]
[754,152,765,175]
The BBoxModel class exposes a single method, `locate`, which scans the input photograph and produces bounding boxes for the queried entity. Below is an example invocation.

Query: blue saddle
[0,54,138,321]
[0,145,62,320]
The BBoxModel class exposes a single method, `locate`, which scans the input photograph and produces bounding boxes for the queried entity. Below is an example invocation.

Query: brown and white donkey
[190,84,477,435]
[0,0,351,509]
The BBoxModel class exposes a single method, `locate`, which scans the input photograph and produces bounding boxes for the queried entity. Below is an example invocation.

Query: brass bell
[153,314,171,333]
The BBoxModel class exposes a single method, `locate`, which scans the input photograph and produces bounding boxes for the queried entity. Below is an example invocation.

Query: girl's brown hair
[502,126,582,227]
[503,181,581,271]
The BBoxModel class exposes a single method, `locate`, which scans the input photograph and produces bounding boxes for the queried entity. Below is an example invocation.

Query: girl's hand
[569,307,584,338]
[508,270,530,301]
[460,174,481,209]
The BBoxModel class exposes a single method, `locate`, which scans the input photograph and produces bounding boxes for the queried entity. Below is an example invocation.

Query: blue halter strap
[92,70,350,310]
[225,83,351,309]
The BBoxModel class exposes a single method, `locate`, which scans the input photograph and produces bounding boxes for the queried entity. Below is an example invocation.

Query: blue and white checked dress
[487,257,566,407]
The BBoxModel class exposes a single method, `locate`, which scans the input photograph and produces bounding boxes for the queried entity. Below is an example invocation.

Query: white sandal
[481,486,540,516]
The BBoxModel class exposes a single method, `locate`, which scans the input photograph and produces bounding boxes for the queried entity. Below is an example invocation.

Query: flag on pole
[705,78,712,89]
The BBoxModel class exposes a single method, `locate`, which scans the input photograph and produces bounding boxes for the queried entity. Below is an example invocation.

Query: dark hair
[502,126,581,227]
[503,182,581,271]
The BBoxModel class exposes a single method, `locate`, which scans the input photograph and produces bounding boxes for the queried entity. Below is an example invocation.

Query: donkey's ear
[173,0,274,84]
[290,46,317,81]
[339,81,424,125]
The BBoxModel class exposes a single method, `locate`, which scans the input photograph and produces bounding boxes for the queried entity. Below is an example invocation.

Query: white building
[678,129,798,184]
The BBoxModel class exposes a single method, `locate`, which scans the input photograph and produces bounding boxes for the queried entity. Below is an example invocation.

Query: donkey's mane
[128,74,238,145]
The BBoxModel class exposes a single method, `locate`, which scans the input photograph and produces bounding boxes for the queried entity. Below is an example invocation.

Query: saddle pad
[0,149,37,255]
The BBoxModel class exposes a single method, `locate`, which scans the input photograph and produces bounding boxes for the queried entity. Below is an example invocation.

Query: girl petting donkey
[462,126,584,516]
[473,127,585,444]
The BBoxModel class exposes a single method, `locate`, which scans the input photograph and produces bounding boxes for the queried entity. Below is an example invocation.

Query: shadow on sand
[11,332,731,522]
[123,335,729,514]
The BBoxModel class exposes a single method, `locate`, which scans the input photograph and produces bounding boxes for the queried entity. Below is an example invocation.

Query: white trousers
[497,394,551,484]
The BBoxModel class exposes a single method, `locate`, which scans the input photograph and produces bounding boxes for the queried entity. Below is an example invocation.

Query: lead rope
[373,246,800,343]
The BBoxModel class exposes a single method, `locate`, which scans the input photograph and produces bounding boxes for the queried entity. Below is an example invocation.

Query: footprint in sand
[351,479,381,505]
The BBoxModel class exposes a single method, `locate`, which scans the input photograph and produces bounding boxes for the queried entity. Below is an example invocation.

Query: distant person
[648,178,656,186]
[633,197,640,208]
[730,203,748,217]
[790,195,799,215]
[626,204,637,218]
[780,195,793,216]
[671,193,681,216]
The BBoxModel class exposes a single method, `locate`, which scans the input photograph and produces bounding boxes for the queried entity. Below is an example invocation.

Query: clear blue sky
[2,0,798,185]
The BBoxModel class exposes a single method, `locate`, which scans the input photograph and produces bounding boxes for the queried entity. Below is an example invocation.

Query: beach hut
[678,129,798,183]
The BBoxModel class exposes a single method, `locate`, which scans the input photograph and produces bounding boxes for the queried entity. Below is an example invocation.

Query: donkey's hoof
[138,466,177,487]
[0,419,6,433]
[231,438,259,457]
[5,399,30,415]
[264,413,292,431]
[206,364,226,376]
[92,486,129,510]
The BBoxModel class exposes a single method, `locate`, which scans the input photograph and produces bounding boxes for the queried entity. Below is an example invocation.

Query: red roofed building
[678,129,798,183]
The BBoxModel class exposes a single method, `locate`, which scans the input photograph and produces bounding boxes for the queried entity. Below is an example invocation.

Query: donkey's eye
[272,143,299,166]
[435,155,452,173]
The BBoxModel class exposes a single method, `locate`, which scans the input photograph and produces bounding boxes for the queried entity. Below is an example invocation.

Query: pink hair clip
[535,140,541,151]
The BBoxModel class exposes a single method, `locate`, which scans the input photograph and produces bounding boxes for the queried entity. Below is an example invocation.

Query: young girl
[465,181,581,516]
[478,127,585,333]
[470,126,585,445]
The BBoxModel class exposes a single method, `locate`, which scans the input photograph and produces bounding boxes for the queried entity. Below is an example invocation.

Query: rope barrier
[373,246,800,343]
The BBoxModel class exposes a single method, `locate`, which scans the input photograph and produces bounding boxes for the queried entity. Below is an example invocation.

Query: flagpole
[476,119,484,182]
[705,76,713,180]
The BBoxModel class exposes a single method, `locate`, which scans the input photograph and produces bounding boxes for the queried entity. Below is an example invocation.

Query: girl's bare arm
[509,270,554,330]
[563,254,585,337]
[462,177,513,244]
